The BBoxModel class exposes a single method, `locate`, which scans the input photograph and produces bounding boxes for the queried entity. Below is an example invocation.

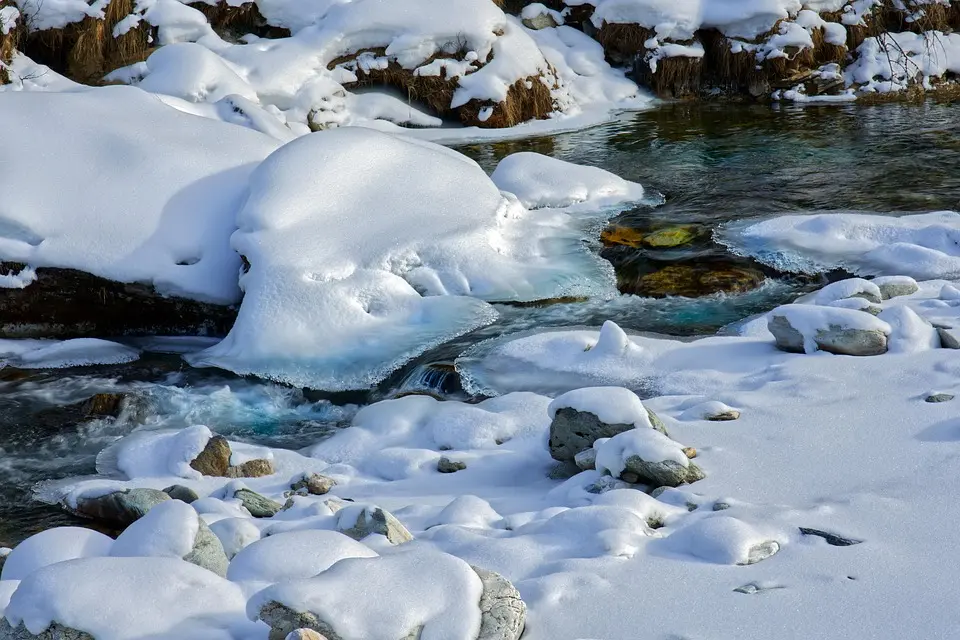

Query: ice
[227,530,377,584]
[189,128,624,390]
[0,338,140,369]
[3,557,252,639]
[0,528,112,581]
[491,152,646,210]
[247,547,483,640]
[0,87,279,303]
[719,212,960,280]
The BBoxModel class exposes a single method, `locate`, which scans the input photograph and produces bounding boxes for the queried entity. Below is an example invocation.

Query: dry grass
[809,26,847,65]
[188,1,289,41]
[459,74,555,127]
[0,0,18,84]
[596,21,651,63]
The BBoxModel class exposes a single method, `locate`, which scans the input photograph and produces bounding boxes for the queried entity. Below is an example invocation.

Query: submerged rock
[79,393,129,418]
[619,263,767,298]
[72,488,170,527]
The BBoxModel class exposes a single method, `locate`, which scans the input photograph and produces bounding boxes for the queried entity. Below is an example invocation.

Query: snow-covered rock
[595,428,704,487]
[335,506,413,545]
[0,528,112,582]
[548,387,667,461]
[227,530,377,584]
[768,304,891,356]
[189,128,623,391]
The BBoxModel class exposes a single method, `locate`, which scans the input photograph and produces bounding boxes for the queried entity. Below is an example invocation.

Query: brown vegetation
[0,0,20,84]
[188,1,289,41]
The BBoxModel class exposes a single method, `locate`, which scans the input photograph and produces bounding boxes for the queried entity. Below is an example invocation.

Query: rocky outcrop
[0,265,236,339]
[549,406,668,462]
[190,435,275,478]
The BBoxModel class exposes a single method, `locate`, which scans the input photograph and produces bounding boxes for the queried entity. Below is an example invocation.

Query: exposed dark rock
[798,527,863,546]
[0,264,236,339]
[190,435,232,477]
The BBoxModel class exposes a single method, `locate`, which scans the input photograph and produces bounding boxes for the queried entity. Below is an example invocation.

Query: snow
[227,530,378,584]
[3,557,252,639]
[491,152,646,210]
[247,547,484,640]
[0,338,139,369]
[810,277,882,305]
[847,31,960,93]
[720,211,960,280]
[658,515,784,565]
[110,500,200,561]
[0,528,112,582]
[0,86,279,304]
[548,386,654,428]
[113,425,214,480]
[769,304,891,353]
[188,128,623,390]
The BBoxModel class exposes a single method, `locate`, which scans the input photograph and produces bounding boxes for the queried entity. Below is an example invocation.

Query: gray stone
[546,460,581,479]
[584,476,631,494]
[162,484,199,504]
[574,447,597,471]
[925,393,955,403]
[291,473,337,495]
[798,527,862,546]
[286,631,329,640]
[521,12,558,30]
[712,501,731,511]
[769,314,888,356]
[182,519,230,577]
[938,327,960,349]
[473,566,526,640]
[0,619,93,639]
[549,407,667,461]
[739,540,780,565]
[875,278,919,300]
[619,471,641,484]
[259,602,343,640]
[235,488,283,518]
[733,582,785,594]
[437,457,467,473]
[337,506,413,545]
[623,456,705,488]
[73,488,170,527]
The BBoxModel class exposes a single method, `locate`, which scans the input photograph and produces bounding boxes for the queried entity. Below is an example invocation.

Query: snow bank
[0,86,278,304]
[110,500,200,561]
[3,557,251,639]
[491,152,645,210]
[227,530,377,584]
[720,212,960,280]
[0,528,112,581]
[248,548,483,640]
[0,338,139,368]
[189,128,622,390]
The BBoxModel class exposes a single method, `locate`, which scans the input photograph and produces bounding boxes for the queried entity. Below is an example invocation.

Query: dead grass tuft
[596,21,651,63]
[0,0,19,84]
[459,73,555,127]
[188,1,290,41]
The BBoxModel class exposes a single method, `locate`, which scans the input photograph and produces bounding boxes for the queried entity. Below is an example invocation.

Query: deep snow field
[2,5,960,639]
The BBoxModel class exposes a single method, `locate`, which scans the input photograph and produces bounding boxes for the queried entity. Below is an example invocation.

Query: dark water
[2,100,959,544]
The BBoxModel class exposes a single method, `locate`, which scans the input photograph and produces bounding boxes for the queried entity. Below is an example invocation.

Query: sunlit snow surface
[188,131,649,391]
[719,211,960,280]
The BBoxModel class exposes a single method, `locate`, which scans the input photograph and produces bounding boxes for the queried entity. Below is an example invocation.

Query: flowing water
[2,100,959,545]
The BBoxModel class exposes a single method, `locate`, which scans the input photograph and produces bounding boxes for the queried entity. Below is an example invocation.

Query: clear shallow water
[2,100,959,543]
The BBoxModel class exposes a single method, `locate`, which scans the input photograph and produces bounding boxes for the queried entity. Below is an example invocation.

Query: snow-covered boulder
[811,278,882,305]
[1,557,251,639]
[659,516,783,566]
[110,500,229,577]
[768,304,891,356]
[595,427,705,487]
[227,531,378,584]
[547,387,667,461]
[0,86,278,337]
[249,549,524,640]
[0,528,112,582]
[189,128,621,391]
[873,275,919,300]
